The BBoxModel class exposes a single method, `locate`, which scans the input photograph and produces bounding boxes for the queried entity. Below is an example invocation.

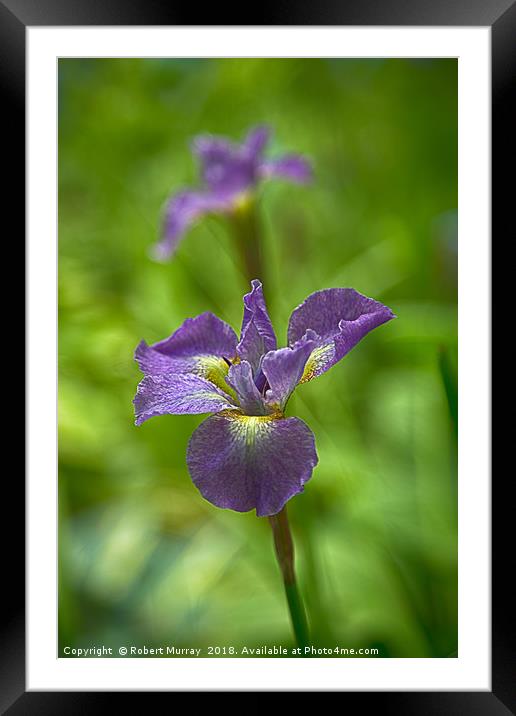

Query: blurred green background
[58,58,457,658]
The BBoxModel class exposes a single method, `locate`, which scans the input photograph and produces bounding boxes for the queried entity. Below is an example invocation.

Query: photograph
[58,57,459,660]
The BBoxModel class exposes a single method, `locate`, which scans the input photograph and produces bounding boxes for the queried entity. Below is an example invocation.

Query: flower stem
[230,201,264,284]
[268,506,310,651]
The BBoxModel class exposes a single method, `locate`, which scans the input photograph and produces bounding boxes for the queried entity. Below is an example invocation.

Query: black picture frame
[3,1,506,712]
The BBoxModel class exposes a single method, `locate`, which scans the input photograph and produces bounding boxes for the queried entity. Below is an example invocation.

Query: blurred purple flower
[154,126,312,261]
[134,281,395,516]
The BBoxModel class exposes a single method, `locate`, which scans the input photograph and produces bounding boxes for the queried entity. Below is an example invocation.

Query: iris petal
[134,374,236,426]
[154,190,231,260]
[192,134,257,196]
[261,331,318,410]
[259,154,313,184]
[227,361,268,416]
[240,280,277,351]
[136,312,237,379]
[288,288,395,381]
[243,125,270,159]
[187,411,318,517]
[237,280,277,380]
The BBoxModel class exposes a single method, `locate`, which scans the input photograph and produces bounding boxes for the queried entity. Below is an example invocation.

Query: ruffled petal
[237,280,277,375]
[187,412,318,517]
[154,190,231,261]
[136,312,237,373]
[259,154,313,184]
[135,312,238,394]
[227,361,268,416]
[235,320,266,383]
[134,374,236,426]
[288,288,395,381]
[261,331,318,410]
[146,312,238,361]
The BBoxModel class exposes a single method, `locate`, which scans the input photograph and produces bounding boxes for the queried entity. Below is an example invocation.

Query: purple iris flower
[154,126,312,261]
[134,281,395,517]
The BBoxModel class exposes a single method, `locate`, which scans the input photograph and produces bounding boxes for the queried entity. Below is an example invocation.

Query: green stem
[230,200,264,284]
[268,506,310,651]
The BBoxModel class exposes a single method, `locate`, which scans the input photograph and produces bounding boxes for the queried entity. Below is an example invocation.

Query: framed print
[2,0,508,710]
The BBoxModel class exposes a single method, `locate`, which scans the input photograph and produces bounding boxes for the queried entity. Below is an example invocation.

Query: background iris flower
[134,280,395,517]
[154,126,312,262]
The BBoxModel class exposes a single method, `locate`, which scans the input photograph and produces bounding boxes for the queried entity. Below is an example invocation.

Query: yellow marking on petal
[231,192,254,215]
[224,410,284,423]
[193,356,237,401]
[220,409,284,447]
[299,344,335,383]
[191,390,230,402]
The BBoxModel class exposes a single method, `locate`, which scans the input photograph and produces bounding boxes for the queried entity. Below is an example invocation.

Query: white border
[27,27,490,691]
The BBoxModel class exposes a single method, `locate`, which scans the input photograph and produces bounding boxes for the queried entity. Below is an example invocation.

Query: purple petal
[259,154,313,184]
[135,312,238,393]
[149,312,238,361]
[136,312,237,376]
[261,331,318,410]
[134,374,236,426]
[288,289,395,381]
[192,134,232,157]
[227,361,268,416]
[237,280,277,371]
[235,320,267,382]
[192,133,256,197]
[187,412,318,517]
[135,341,186,376]
[154,190,230,261]
[243,125,270,159]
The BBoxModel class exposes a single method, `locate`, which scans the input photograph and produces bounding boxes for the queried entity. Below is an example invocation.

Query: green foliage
[59,58,457,657]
